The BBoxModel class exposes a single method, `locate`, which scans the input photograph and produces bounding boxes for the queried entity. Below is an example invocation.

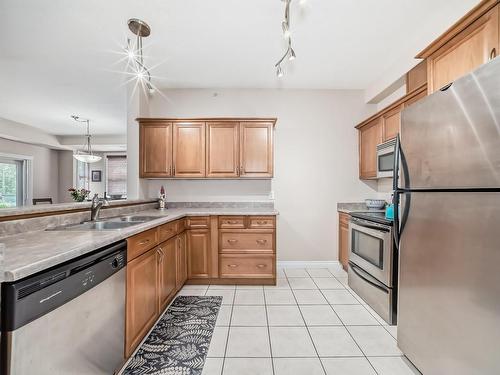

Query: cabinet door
[382,106,401,142]
[158,238,177,312]
[240,122,273,178]
[140,122,172,178]
[173,122,206,177]
[359,118,383,179]
[338,213,350,271]
[428,6,499,93]
[126,248,158,357]
[176,232,188,290]
[206,122,239,178]
[187,229,210,278]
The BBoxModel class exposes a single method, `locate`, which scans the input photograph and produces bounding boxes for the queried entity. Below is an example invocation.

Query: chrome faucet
[90,193,109,221]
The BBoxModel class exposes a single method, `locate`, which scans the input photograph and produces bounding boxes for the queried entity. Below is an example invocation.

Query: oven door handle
[351,221,390,233]
[349,262,389,294]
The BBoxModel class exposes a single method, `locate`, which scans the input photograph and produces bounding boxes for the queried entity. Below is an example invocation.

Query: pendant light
[275,0,296,78]
[71,115,102,163]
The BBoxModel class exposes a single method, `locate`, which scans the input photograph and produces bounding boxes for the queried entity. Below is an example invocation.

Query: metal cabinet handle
[227,239,238,243]
[490,48,497,60]
[169,166,172,175]
[226,220,238,224]
[256,264,266,268]
[173,166,176,175]
[139,239,150,245]
[240,165,244,174]
[256,239,267,245]
[228,264,238,268]
[156,248,163,263]
[236,166,239,175]
[256,221,267,225]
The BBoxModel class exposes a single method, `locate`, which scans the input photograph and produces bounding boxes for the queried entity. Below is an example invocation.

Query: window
[0,155,31,208]
[106,155,127,199]
[76,160,90,190]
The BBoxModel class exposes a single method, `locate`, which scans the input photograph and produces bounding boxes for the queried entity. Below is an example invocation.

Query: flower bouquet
[68,188,90,202]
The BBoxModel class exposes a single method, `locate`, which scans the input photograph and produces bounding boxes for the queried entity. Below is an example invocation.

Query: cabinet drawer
[220,254,274,278]
[220,231,274,253]
[186,216,210,229]
[248,216,275,229]
[127,228,158,262]
[158,220,179,242]
[178,218,186,233]
[219,216,246,229]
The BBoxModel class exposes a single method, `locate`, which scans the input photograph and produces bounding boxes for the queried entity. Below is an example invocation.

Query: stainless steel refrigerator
[394,57,500,375]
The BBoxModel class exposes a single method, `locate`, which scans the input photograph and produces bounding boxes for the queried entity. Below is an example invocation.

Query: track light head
[289,47,296,61]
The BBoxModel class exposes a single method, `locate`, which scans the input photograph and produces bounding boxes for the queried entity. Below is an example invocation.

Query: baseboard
[277,261,342,269]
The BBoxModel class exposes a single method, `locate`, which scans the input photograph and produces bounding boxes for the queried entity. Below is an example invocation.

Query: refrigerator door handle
[393,191,400,248]
[393,134,400,191]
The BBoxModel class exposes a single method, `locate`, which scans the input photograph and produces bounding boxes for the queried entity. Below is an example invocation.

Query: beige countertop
[0,207,278,282]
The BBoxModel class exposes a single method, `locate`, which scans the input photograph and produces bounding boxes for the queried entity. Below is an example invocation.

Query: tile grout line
[309,270,381,375]
[286,269,328,375]
[219,284,235,375]
[262,284,276,375]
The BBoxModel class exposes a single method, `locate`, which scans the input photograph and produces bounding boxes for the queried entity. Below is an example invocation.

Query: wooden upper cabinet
[240,122,274,178]
[404,87,427,109]
[406,60,427,93]
[421,3,499,93]
[359,118,383,180]
[173,122,206,177]
[140,122,172,178]
[126,248,158,357]
[382,106,402,142]
[206,122,239,178]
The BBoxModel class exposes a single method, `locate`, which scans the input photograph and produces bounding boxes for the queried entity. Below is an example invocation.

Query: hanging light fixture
[124,18,154,93]
[71,115,102,164]
[275,0,296,78]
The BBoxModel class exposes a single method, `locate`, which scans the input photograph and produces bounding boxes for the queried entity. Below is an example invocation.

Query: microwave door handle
[349,262,389,293]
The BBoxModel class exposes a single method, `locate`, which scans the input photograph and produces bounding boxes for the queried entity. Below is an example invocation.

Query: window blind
[106,155,127,195]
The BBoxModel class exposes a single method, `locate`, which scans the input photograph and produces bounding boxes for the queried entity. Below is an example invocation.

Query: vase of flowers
[68,188,90,202]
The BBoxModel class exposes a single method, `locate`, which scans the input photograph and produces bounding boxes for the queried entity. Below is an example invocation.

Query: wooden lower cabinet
[125,215,277,357]
[158,238,177,312]
[187,229,211,278]
[125,248,159,357]
[338,213,350,271]
[176,232,188,289]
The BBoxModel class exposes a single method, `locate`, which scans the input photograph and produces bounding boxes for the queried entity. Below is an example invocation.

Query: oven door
[348,219,393,286]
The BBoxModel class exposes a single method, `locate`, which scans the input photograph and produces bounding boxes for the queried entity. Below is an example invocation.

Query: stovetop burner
[350,211,393,226]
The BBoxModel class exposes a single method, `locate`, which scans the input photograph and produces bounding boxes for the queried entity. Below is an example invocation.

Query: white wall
[128,88,381,261]
[0,137,60,203]
[58,150,75,203]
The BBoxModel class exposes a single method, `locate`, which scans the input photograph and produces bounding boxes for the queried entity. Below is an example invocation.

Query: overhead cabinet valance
[137,118,276,179]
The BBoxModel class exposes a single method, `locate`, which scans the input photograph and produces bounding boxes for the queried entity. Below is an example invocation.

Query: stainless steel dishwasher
[1,240,127,375]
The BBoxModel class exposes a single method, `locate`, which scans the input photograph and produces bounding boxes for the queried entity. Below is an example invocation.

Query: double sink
[48,215,162,231]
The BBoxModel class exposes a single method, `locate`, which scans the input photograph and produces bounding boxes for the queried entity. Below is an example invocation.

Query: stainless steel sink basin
[48,221,142,231]
[111,215,161,222]
[47,215,162,231]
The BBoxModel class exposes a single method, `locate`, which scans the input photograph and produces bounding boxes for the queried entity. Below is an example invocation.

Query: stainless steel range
[348,211,397,325]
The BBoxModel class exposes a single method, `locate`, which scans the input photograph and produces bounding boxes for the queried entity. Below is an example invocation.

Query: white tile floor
[176,267,421,375]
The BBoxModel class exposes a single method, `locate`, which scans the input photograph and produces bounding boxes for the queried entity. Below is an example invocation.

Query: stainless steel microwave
[376,139,396,178]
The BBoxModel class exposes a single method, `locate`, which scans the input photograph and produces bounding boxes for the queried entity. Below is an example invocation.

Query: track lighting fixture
[124,18,154,93]
[275,0,296,78]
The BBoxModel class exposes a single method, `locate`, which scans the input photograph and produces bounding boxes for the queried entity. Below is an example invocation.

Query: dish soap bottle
[385,194,394,220]
[158,185,166,210]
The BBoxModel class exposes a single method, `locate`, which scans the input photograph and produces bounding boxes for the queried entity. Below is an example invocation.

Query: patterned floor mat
[122,296,222,375]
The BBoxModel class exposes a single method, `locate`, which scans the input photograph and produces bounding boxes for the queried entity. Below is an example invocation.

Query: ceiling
[0,0,479,136]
